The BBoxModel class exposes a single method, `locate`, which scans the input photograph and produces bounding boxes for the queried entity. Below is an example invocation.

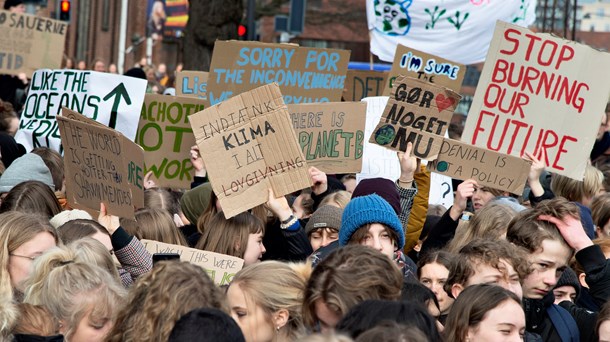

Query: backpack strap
[546,304,580,342]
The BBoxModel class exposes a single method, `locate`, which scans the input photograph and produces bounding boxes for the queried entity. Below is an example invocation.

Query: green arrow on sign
[103,83,131,129]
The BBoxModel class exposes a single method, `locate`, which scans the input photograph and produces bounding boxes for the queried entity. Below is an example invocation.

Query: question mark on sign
[441,182,451,199]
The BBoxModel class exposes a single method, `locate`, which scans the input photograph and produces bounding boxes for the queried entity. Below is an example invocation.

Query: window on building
[597,7,605,18]
[591,24,596,31]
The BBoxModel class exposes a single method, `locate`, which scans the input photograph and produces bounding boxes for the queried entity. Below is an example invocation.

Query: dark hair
[348,224,399,248]
[417,250,453,279]
[0,180,62,219]
[401,281,440,314]
[335,300,442,341]
[355,321,428,342]
[0,100,17,134]
[597,301,610,337]
[168,308,245,342]
[57,219,109,245]
[31,148,64,192]
[443,284,521,342]
[145,187,181,216]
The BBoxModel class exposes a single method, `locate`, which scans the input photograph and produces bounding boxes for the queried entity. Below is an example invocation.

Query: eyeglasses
[9,254,38,261]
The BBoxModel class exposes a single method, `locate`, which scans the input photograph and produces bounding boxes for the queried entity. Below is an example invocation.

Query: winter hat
[3,0,23,10]
[352,178,401,215]
[0,153,54,193]
[179,183,213,224]
[123,67,147,80]
[169,308,245,342]
[49,209,93,229]
[340,194,404,249]
[305,205,343,235]
[554,267,581,299]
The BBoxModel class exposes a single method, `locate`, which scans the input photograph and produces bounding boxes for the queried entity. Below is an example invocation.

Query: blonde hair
[196,211,264,258]
[106,261,227,342]
[320,191,352,209]
[551,164,603,203]
[0,212,58,322]
[447,202,517,253]
[22,248,125,340]
[134,208,187,246]
[13,303,59,336]
[68,238,121,282]
[231,261,310,340]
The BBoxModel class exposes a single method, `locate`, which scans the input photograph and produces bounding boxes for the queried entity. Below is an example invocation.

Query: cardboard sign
[136,94,206,189]
[369,75,461,160]
[462,22,610,180]
[0,11,67,76]
[176,70,209,101]
[58,113,145,219]
[141,239,244,286]
[190,83,311,218]
[16,69,147,152]
[383,45,466,95]
[428,139,531,195]
[342,69,389,101]
[286,102,366,174]
[60,107,145,211]
[357,96,400,182]
[207,41,351,105]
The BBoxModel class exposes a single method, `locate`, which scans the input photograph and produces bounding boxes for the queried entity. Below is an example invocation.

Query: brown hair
[302,245,402,329]
[0,100,17,134]
[195,211,264,258]
[348,224,399,249]
[571,237,610,275]
[444,284,521,342]
[106,261,227,342]
[592,193,610,234]
[31,148,64,192]
[597,300,610,336]
[551,164,603,202]
[417,250,454,279]
[144,187,181,216]
[13,303,59,336]
[134,208,188,246]
[0,180,62,219]
[57,219,109,245]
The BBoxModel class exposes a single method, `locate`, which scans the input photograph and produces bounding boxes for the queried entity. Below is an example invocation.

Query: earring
[276,326,280,331]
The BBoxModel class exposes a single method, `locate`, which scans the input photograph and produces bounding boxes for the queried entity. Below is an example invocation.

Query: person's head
[597,300,610,342]
[169,308,245,342]
[447,202,517,253]
[0,153,54,196]
[592,193,610,238]
[77,60,87,70]
[292,189,314,219]
[108,64,118,74]
[91,59,106,72]
[472,186,507,212]
[227,261,308,342]
[335,300,442,341]
[22,248,126,342]
[400,282,441,321]
[68,238,121,281]
[3,0,25,13]
[571,237,610,289]
[355,321,428,342]
[196,211,265,266]
[306,205,342,252]
[339,194,404,259]
[133,208,188,246]
[417,250,455,315]
[57,219,112,252]
[156,63,167,75]
[145,187,183,220]
[31,147,65,193]
[181,182,212,226]
[444,284,525,342]
[446,239,525,300]
[351,178,400,215]
[303,245,403,333]
[551,164,604,206]
[13,303,60,337]
[320,191,351,209]
[552,267,580,305]
[0,212,58,295]
[0,100,19,136]
[340,175,357,194]
[506,198,577,299]
[0,180,62,219]
[107,261,227,342]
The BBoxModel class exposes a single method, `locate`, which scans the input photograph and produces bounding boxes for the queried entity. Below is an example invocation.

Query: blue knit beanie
[339,194,404,249]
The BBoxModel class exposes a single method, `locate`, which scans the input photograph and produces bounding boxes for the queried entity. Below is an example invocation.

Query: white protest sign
[16,69,147,151]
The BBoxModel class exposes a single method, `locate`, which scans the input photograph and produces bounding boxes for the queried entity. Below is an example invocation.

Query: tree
[183,0,244,71]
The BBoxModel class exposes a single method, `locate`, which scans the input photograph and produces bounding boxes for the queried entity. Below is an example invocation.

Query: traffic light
[238,24,247,40]
[59,0,70,22]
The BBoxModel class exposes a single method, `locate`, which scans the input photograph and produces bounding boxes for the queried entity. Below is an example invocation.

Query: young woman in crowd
[0,180,62,219]
[132,208,188,246]
[305,205,342,252]
[227,261,309,341]
[444,284,525,342]
[417,250,455,324]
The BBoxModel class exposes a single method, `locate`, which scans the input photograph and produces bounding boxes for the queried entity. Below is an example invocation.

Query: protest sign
[428,138,531,195]
[60,107,145,209]
[58,114,144,219]
[384,45,465,95]
[16,69,147,152]
[190,83,311,218]
[136,94,206,189]
[462,22,610,181]
[0,10,67,76]
[287,102,366,174]
[141,239,244,286]
[207,41,351,105]
[369,75,460,160]
[176,70,209,101]
[342,69,388,101]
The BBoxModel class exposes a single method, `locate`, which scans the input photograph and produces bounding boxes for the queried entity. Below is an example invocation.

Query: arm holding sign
[189,145,209,189]
[98,203,153,286]
[396,142,421,252]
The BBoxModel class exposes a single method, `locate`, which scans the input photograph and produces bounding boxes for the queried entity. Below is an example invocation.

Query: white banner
[16,69,147,151]
[366,0,536,65]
